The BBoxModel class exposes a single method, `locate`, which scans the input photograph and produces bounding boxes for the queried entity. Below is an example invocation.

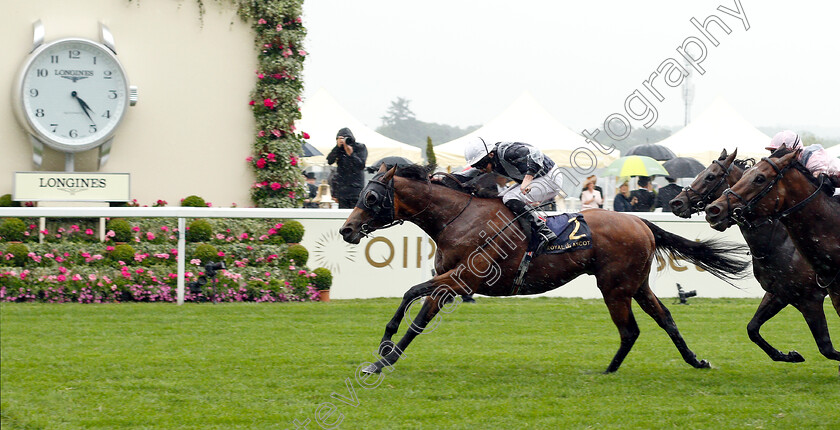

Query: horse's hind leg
[748,293,804,362]
[602,294,641,373]
[633,284,711,369]
[793,300,840,362]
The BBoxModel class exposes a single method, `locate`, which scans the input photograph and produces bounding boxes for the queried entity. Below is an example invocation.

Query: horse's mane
[395,164,493,197]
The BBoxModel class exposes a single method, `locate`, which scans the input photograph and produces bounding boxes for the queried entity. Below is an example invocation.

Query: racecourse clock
[13,20,138,170]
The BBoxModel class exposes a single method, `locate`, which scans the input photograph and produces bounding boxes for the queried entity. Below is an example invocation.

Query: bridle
[722,157,827,228]
[356,170,437,236]
[682,159,735,213]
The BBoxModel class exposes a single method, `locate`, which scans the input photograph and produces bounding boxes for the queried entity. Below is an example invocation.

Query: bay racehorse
[671,148,839,366]
[706,149,840,290]
[340,164,750,374]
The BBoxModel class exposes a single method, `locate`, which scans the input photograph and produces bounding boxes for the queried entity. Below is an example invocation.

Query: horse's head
[705,149,800,231]
[340,164,398,244]
[670,149,739,218]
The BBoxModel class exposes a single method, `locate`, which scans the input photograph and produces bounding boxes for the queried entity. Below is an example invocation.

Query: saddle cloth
[528,212,593,254]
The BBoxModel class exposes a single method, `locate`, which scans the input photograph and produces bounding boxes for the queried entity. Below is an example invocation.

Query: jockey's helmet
[465,137,491,167]
[766,130,801,151]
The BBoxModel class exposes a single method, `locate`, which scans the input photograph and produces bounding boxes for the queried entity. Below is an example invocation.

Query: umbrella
[603,155,670,177]
[300,141,323,157]
[366,156,415,173]
[662,157,706,178]
[624,144,676,161]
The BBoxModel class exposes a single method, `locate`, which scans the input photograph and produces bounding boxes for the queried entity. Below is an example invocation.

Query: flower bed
[0,217,326,303]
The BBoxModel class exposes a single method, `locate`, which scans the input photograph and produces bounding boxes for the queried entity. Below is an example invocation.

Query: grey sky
[301,1,840,138]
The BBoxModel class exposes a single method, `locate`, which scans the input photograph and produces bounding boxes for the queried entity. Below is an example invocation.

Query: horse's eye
[753,175,766,184]
[704,174,716,182]
[365,191,379,207]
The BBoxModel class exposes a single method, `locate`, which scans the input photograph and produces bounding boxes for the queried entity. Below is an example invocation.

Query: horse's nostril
[670,199,683,208]
[706,205,720,216]
[339,227,351,236]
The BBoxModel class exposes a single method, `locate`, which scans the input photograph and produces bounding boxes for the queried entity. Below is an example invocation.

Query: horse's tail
[640,218,751,282]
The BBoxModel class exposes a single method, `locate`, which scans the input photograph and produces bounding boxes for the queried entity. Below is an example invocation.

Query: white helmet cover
[465,137,491,166]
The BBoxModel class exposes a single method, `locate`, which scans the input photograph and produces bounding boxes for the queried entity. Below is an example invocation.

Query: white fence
[0,207,766,302]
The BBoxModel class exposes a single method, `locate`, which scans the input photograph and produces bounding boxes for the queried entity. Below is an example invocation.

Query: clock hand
[71,91,96,124]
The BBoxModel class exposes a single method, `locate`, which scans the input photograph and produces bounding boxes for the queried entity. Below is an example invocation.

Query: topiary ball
[107,218,134,243]
[286,244,309,266]
[192,243,219,263]
[0,194,21,207]
[0,218,27,242]
[186,219,213,242]
[181,195,207,207]
[279,220,305,243]
[311,267,332,290]
[110,244,136,264]
[4,242,30,266]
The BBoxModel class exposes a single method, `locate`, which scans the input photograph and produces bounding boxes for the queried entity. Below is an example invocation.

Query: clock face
[19,39,129,152]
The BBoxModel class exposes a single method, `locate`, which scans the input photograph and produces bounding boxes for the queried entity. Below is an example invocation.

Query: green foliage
[107,218,134,243]
[4,242,30,266]
[286,244,308,266]
[376,97,481,147]
[0,194,20,207]
[181,195,207,207]
[186,219,213,243]
[110,244,136,264]
[0,218,27,242]
[425,136,437,171]
[311,267,332,290]
[278,219,304,243]
[191,243,219,263]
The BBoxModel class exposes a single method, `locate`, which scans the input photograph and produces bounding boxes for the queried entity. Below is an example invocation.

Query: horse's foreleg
[364,287,452,374]
[378,279,439,354]
[602,295,640,374]
[632,285,711,369]
[748,293,804,362]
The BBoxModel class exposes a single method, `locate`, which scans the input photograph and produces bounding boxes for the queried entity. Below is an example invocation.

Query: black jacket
[614,193,633,212]
[655,184,682,209]
[327,128,368,196]
[630,189,655,212]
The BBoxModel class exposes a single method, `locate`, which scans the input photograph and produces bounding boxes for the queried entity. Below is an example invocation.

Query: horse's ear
[383,165,397,182]
[377,163,389,174]
[726,148,738,164]
[718,148,728,160]
[777,149,799,166]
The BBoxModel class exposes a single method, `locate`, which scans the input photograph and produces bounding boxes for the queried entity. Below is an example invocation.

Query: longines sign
[13,172,130,202]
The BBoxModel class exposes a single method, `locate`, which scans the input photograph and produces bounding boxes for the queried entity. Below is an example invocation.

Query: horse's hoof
[362,363,381,375]
[786,351,806,363]
[697,359,711,369]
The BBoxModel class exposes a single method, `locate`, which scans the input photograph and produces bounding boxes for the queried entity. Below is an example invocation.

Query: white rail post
[177,217,186,305]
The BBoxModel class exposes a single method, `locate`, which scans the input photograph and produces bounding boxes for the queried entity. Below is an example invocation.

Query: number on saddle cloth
[532,213,593,254]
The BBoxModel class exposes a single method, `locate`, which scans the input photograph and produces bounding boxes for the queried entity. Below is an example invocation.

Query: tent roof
[433,92,616,170]
[655,97,772,165]
[295,88,422,166]
[827,144,840,158]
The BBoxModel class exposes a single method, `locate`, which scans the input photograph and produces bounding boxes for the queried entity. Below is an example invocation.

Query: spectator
[655,176,682,210]
[303,172,319,208]
[579,175,604,208]
[581,176,603,210]
[631,176,656,212]
[327,127,368,208]
[613,181,633,212]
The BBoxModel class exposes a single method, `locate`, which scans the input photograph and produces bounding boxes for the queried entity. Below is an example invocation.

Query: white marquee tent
[827,144,840,158]
[433,92,617,172]
[295,88,422,167]
[655,97,772,165]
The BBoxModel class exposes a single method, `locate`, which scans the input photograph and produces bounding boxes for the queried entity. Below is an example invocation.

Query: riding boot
[505,200,556,253]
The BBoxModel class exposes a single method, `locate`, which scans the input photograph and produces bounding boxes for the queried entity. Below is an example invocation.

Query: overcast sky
[301,1,840,139]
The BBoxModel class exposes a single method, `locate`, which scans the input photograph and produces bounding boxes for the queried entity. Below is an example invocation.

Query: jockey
[765,130,840,188]
[453,137,564,251]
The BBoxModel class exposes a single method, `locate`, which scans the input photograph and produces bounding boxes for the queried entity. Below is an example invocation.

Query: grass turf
[1,298,838,429]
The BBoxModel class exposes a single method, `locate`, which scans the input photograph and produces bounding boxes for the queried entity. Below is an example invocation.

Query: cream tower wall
[1,0,258,207]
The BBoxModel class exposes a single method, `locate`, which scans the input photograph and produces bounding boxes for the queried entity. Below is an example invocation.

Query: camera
[205,261,226,278]
[676,283,697,305]
[188,261,226,300]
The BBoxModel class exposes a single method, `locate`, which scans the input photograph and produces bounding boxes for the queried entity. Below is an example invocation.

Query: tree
[380,97,416,126]
[425,136,437,171]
